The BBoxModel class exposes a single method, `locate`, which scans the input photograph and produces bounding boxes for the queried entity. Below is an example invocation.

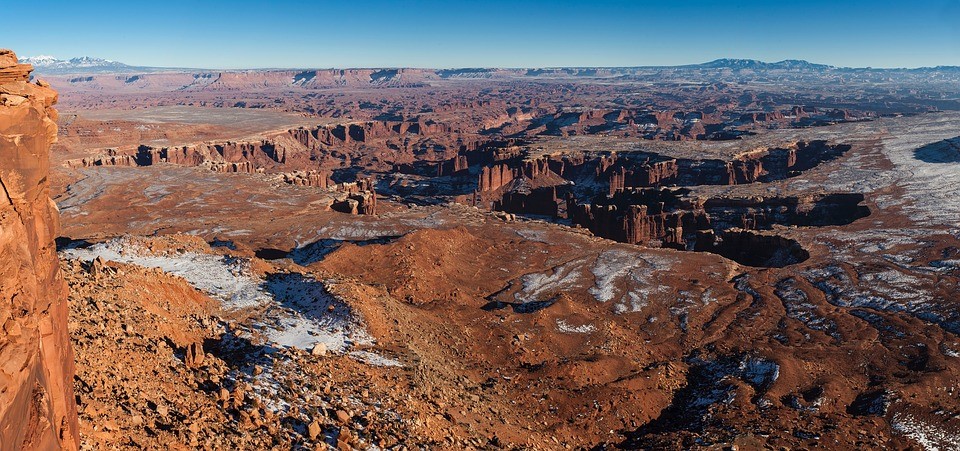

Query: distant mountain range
[21,55,158,74]
[21,55,960,75]
[688,59,960,73]
[690,59,835,70]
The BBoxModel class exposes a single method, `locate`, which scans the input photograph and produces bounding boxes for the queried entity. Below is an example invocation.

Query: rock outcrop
[567,187,867,259]
[437,155,469,176]
[63,148,138,168]
[477,163,516,193]
[607,159,681,194]
[281,170,335,188]
[567,189,702,246]
[136,141,284,171]
[330,178,378,215]
[739,111,785,123]
[0,49,78,450]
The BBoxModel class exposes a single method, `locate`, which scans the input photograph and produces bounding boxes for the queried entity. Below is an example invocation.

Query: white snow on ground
[788,114,960,235]
[397,211,448,229]
[802,263,960,337]
[260,275,373,351]
[556,319,596,334]
[61,239,269,309]
[61,238,377,356]
[740,358,781,388]
[349,350,403,367]
[506,247,683,313]
[806,265,931,313]
[828,229,928,256]
[313,224,402,241]
[858,270,931,302]
[941,344,960,358]
[514,257,588,303]
[892,412,960,451]
[588,249,676,313]
[879,120,960,230]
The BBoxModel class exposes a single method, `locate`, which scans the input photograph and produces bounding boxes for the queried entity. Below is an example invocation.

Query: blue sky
[3,0,958,69]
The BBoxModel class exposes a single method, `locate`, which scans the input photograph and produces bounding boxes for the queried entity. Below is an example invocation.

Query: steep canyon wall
[0,49,78,450]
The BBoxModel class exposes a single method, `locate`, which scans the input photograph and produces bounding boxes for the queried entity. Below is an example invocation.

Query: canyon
[2,45,960,450]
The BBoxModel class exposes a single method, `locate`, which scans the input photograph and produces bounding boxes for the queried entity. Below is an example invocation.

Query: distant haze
[6,0,959,69]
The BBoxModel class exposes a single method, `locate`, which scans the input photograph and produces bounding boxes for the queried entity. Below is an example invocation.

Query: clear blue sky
[3,0,958,69]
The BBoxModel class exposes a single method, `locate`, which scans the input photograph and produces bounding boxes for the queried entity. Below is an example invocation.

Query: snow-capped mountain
[693,59,835,71]
[21,55,59,66]
[20,55,142,74]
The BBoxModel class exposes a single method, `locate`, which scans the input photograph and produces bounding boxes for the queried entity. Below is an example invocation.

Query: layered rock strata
[0,49,78,450]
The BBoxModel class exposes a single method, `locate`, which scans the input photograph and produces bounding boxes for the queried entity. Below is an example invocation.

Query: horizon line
[22,56,960,73]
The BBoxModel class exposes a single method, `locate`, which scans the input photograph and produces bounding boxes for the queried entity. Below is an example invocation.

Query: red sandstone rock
[607,159,681,194]
[739,111,786,123]
[478,164,515,193]
[282,170,335,188]
[827,109,854,121]
[727,158,764,184]
[0,49,78,450]
[185,342,205,368]
[567,201,689,245]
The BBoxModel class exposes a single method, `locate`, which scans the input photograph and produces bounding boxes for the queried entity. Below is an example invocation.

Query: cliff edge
[0,49,78,450]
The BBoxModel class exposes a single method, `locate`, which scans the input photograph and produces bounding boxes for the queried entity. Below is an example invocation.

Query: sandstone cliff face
[478,164,515,193]
[566,192,697,247]
[607,159,681,194]
[282,170,335,188]
[0,49,78,450]
[330,178,378,215]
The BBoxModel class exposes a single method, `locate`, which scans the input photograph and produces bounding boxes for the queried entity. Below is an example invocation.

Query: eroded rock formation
[567,189,704,246]
[478,164,516,193]
[330,178,378,215]
[281,170,335,188]
[0,49,78,450]
[567,188,868,264]
[63,148,138,168]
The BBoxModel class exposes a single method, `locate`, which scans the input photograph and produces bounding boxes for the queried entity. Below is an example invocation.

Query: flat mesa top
[64,105,331,129]
[525,112,959,161]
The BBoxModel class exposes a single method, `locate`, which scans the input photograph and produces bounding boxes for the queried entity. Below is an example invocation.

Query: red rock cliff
[0,49,78,450]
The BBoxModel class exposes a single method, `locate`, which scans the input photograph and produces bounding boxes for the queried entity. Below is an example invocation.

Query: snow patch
[514,257,586,303]
[892,413,960,451]
[349,350,403,367]
[259,274,372,351]
[556,320,596,334]
[588,249,675,313]
[61,239,269,309]
[61,238,373,354]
